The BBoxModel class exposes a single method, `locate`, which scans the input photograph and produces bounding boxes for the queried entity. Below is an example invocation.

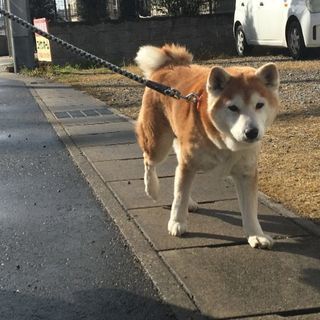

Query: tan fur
[135,44,280,249]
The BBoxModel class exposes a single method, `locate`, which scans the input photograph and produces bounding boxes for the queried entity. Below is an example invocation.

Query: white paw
[248,234,274,249]
[168,220,187,237]
[188,198,198,212]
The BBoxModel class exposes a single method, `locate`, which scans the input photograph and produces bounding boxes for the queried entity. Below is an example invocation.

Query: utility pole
[63,0,68,20]
[3,0,12,56]
[5,0,35,72]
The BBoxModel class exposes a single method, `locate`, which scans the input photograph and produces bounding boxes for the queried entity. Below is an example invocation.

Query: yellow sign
[33,18,52,62]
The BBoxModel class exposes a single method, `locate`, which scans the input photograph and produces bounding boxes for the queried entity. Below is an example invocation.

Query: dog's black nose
[245,128,259,140]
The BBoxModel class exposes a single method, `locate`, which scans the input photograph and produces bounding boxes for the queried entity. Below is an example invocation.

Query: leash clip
[180,93,200,104]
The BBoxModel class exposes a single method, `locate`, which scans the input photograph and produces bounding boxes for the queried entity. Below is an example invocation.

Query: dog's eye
[256,102,264,110]
[227,105,239,112]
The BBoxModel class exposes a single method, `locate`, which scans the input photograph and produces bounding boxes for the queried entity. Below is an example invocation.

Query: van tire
[287,21,306,59]
[235,25,252,56]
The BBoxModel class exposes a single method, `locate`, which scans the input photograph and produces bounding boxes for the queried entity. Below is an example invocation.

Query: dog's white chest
[193,148,238,176]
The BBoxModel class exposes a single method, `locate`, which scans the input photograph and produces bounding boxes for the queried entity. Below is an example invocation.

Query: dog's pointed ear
[207,67,231,95]
[256,63,280,90]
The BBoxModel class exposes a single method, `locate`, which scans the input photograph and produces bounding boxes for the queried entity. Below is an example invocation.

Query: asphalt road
[0,77,176,319]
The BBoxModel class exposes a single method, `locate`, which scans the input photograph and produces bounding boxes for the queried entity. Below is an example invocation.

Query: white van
[234,0,320,59]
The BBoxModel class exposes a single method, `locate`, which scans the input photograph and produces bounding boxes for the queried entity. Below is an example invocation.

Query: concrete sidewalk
[14,74,320,319]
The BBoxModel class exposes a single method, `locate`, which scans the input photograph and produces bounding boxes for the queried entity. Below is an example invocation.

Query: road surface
[0,76,175,319]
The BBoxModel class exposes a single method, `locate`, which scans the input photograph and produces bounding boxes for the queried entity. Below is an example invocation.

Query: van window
[306,0,320,12]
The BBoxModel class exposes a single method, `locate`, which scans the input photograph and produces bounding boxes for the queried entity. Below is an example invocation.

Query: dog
[135,44,280,249]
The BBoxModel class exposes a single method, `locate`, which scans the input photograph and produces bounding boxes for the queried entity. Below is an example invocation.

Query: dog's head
[206,63,280,151]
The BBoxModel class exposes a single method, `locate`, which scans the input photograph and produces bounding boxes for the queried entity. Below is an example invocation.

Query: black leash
[0,8,199,103]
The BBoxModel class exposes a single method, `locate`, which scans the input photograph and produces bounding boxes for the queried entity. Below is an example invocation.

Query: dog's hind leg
[142,134,173,200]
[143,156,160,201]
[168,164,196,236]
[136,105,174,201]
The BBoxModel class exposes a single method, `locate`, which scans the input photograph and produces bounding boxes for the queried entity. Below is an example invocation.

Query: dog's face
[206,64,280,151]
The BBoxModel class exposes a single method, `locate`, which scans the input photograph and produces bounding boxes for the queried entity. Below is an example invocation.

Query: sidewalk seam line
[157,234,313,253]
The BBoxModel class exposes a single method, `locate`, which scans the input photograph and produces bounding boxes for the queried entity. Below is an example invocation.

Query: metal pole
[5,0,16,65]
[7,0,35,72]
[54,0,58,19]
[4,0,13,56]
[64,0,68,20]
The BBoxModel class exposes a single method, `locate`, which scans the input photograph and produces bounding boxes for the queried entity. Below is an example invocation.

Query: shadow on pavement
[0,288,210,320]
[193,207,295,234]
[192,208,320,257]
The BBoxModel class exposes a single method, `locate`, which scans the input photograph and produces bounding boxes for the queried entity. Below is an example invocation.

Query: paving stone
[97,108,114,115]
[82,143,143,161]
[59,113,127,125]
[195,200,309,238]
[108,174,236,209]
[33,87,106,111]
[94,155,177,181]
[109,177,174,209]
[64,121,134,136]
[160,237,320,319]
[129,200,308,251]
[71,130,136,147]
[51,102,106,111]
[37,97,106,111]
[246,314,320,320]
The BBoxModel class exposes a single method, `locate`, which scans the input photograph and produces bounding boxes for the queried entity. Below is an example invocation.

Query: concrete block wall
[49,14,235,66]
[0,35,9,56]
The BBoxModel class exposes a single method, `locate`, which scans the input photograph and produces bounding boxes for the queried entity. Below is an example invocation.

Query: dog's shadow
[193,206,293,235]
[164,204,296,235]
[199,208,320,266]
[162,205,320,260]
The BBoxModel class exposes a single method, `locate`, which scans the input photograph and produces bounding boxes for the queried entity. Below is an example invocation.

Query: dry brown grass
[27,58,320,222]
[259,60,320,222]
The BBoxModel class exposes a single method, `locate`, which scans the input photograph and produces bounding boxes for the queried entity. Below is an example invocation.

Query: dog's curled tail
[135,44,193,78]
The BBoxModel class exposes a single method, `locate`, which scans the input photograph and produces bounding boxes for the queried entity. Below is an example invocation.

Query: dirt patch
[30,57,320,222]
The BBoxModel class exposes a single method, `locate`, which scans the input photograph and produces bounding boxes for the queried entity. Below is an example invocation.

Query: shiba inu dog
[135,44,280,249]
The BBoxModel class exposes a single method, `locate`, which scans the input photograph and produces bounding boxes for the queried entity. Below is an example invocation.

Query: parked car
[234,0,320,59]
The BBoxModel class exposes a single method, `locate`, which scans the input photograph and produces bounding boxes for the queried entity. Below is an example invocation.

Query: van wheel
[235,25,252,56]
[287,21,306,59]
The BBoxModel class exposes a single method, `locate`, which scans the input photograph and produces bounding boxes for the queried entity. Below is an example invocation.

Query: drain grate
[54,108,113,119]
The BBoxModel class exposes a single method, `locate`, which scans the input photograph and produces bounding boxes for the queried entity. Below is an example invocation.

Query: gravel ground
[30,54,320,222]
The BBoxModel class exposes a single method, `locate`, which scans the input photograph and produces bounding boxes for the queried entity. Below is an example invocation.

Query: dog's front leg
[232,171,274,249]
[168,165,195,236]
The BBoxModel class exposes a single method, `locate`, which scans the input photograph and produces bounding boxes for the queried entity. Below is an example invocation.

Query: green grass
[20,63,141,82]
[20,63,114,78]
